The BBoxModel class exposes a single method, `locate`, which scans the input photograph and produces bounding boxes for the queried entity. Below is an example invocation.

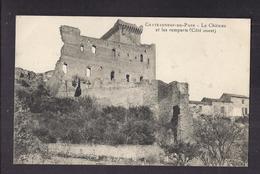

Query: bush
[78,96,95,111]
[34,104,156,145]
[15,82,157,145]
[33,127,57,143]
[40,97,79,113]
[102,106,127,122]
[14,111,47,163]
[127,106,154,121]
[21,79,30,87]
[235,116,249,124]
[16,83,81,113]
[123,120,156,145]
[160,141,200,166]
[62,129,83,144]
[194,115,245,166]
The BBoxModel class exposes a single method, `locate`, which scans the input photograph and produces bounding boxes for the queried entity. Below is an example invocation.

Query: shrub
[15,82,157,145]
[15,87,33,110]
[78,96,95,111]
[62,129,83,144]
[235,116,249,124]
[102,106,127,122]
[127,106,154,121]
[39,97,79,113]
[160,141,200,166]
[33,127,57,143]
[14,111,47,163]
[194,115,245,166]
[21,79,30,87]
[31,104,157,145]
[123,120,156,145]
[16,83,79,113]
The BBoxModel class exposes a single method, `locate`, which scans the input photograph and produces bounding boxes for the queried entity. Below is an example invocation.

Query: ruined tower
[47,19,193,143]
[48,19,156,93]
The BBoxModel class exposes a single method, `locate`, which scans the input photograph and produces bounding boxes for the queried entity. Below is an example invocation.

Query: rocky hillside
[15,67,54,88]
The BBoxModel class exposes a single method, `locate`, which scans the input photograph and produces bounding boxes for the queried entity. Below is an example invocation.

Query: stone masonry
[47,19,193,142]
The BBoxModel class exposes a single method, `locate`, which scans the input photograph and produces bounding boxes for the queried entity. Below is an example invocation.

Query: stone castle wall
[47,20,193,143]
[59,25,156,85]
[49,72,193,142]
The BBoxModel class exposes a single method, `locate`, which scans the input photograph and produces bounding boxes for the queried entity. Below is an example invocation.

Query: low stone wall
[48,143,165,160]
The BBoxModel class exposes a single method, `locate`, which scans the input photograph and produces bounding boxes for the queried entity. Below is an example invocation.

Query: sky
[15,16,250,101]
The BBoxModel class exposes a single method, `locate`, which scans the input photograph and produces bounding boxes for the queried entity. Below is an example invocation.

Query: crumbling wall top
[100,19,143,45]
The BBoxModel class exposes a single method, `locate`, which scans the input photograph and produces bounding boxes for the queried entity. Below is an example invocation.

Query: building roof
[220,93,249,99]
[201,97,219,103]
[190,93,249,106]
[201,97,233,104]
[219,93,249,102]
[100,19,143,40]
[189,100,210,105]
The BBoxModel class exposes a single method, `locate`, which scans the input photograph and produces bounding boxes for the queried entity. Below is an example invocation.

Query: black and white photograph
[14,16,250,166]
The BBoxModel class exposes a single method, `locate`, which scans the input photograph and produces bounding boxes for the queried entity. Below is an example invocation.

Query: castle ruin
[47,19,193,142]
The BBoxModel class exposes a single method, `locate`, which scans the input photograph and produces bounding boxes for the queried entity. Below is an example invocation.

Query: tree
[14,111,47,163]
[14,85,49,163]
[160,141,200,166]
[194,115,244,166]
[239,140,248,166]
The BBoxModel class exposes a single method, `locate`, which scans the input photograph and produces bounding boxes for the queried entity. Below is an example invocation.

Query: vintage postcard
[14,16,250,166]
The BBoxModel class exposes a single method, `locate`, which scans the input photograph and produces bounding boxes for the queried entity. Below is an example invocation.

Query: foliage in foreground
[14,95,48,163]
[15,83,156,146]
[160,141,200,166]
[14,79,248,166]
[159,115,248,166]
[194,115,248,166]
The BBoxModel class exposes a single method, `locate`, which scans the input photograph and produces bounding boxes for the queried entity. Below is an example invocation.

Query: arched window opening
[86,67,91,77]
[112,49,116,57]
[126,74,130,82]
[140,54,143,62]
[244,107,248,115]
[80,44,84,52]
[111,71,115,81]
[62,63,67,74]
[140,76,143,82]
[171,105,180,143]
[92,45,96,54]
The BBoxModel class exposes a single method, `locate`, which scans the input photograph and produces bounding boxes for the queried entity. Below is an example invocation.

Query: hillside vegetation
[14,67,248,166]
